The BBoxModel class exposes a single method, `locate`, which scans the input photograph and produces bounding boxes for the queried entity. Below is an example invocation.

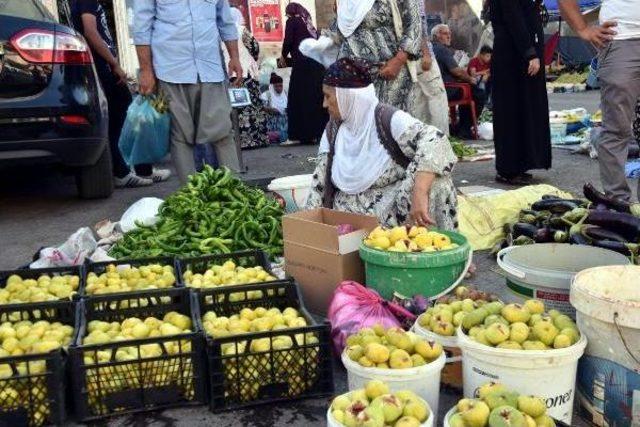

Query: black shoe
[495,174,531,186]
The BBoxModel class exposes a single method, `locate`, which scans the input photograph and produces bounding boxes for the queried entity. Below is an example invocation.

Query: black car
[0,0,112,198]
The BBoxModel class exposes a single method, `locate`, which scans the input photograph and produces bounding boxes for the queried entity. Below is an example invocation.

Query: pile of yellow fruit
[85,263,176,295]
[462,299,581,351]
[363,226,458,253]
[344,325,444,369]
[183,260,276,289]
[330,380,431,427]
[418,299,503,338]
[0,273,80,304]
[448,382,556,427]
[79,312,196,415]
[0,319,75,426]
[201,306,320,403]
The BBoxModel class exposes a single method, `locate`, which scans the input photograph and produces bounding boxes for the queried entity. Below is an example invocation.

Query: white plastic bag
[478,122,494,140]
[299,36,339,68]
[30,227,97,268]
[120,197,164,233]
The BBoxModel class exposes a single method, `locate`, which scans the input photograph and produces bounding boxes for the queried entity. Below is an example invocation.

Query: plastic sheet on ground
[457,184,572,251]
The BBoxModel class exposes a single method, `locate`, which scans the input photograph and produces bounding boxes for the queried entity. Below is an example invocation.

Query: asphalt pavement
[0,90,627,426]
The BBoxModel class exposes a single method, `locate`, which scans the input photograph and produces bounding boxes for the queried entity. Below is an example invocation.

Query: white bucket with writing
[457,328,587,424]
[341,351,446,419]
[571,266,640,427]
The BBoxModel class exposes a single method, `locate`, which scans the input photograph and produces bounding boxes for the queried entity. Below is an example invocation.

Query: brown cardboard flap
[283,208,378,254]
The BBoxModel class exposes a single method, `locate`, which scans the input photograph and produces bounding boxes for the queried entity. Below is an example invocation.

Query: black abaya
[490,0,551,178]
[283,16,328,143]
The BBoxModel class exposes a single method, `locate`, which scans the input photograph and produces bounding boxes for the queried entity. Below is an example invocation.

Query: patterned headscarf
[323,58,373,89]
[285,2,318,39]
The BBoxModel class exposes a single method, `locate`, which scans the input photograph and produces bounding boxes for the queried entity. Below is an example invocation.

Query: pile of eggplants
[495,182,640,260]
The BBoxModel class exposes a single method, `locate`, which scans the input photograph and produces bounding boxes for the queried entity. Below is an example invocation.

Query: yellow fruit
[371,236,391,250]
[389,226,408,243]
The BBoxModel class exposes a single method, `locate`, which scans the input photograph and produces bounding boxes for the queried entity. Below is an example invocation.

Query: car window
[0,0,56,22]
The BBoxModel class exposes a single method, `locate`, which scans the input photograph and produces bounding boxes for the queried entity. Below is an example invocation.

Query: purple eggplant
[582,225,628,243]
[586,210,640,242]
[584,183,640,217]
[590,239,639,256]
[534,227,554,243]
[569,233,591,245]
[531,199,579,214]
[512,223,538,238]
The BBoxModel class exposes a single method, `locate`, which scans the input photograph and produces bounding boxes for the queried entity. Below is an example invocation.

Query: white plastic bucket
[341,350,446,418]
[497,244,630,318]
[443,406,457,427]
[571,266,640,427]
[267,174,312,213]
[326,400,434,427]
[457,328,587,424]
[412,321,462,389]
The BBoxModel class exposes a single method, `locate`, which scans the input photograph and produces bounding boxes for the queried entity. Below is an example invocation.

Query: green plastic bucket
[359,230,471,300]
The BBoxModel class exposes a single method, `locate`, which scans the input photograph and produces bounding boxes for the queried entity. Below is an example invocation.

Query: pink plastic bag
[328,281,416,356]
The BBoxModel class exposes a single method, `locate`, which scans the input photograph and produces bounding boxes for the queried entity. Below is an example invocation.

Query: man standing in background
[560,0,640,202]
[134,0,243,184]
[72,0,170,187]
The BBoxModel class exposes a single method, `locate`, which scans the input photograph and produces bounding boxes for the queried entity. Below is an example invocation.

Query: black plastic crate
[68,288,206,421]
[83,256,178,298]
[0,265,84,303]
[176,250,276,289]
[0,300,76,427]
[192,280,334,412]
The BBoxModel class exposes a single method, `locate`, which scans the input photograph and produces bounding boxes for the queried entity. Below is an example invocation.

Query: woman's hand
[411,172,436,226]
[527,58,541,76]
[410,191,435,226]
[379,57,404,80]
[421,54,432,72]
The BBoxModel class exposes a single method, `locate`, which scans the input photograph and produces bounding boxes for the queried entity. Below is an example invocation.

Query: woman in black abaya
[280,3,328,145]
[487,0,551,185]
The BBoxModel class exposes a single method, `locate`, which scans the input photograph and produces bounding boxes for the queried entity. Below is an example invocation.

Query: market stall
[0,165,638,426]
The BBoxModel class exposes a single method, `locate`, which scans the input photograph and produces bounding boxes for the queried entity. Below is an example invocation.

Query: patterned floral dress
[237,28,269,149]
[331,0,422,112]
[306,122,459,230]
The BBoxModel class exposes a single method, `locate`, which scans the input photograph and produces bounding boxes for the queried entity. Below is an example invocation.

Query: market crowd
[74,0,639,228]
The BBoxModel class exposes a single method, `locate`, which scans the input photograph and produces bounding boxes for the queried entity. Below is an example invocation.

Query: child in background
[468,45,493,90]
[261,73,289,144]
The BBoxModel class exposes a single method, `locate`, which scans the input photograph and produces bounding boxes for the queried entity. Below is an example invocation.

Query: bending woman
[306,58,458,230]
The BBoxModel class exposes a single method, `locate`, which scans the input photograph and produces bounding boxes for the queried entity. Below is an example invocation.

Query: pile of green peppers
[110,166,284,259]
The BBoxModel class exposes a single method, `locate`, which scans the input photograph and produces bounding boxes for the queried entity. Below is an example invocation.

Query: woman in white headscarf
[223,7,269,149]
[306,58,458,230]
[327,0,422,112]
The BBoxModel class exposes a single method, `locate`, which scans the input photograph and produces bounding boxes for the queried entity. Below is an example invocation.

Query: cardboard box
[283,208,379,316]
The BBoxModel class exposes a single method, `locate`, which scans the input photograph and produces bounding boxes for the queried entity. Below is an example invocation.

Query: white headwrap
[319,85,392,194]
[337,0,376,37]
[267,85,288,114]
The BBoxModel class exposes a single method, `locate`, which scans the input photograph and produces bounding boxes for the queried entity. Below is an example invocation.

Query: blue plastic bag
[118,95,170,166]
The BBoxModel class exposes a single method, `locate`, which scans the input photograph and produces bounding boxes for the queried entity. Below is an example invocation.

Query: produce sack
[328,281,416,356]
[30,227,97,268]
[458,184,572,251]
[118,95,170,166]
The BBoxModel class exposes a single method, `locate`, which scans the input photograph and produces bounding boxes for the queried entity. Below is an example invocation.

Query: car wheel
[76,145,114,199]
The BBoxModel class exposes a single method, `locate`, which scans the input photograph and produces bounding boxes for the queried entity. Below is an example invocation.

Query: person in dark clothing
[487,0,551,185]
[280,2,328,146]
[71,0,170,187]
[432,24,486,139]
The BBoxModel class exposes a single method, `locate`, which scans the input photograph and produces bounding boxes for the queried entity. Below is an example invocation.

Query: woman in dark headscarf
[280,2,328,145]
[305,58,458,230]
[487,0,551,185]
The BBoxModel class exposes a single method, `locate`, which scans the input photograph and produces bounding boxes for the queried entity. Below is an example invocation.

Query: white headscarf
[319,85,392,194]
[268,85,288,114]
[337,0,376,37]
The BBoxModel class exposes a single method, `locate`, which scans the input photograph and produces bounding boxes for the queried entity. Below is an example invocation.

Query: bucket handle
[613,312,640,366]
[496,246,526,280]
[425,250,474,302]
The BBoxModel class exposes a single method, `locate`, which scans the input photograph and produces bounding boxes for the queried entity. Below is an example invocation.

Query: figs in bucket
[337,223,356,235]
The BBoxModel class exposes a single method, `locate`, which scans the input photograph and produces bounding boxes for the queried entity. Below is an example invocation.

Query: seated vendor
[305,58,459,231]
[432,24,487,139]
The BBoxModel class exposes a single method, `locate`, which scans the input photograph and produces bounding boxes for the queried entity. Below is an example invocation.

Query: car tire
[76,145,114,199]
